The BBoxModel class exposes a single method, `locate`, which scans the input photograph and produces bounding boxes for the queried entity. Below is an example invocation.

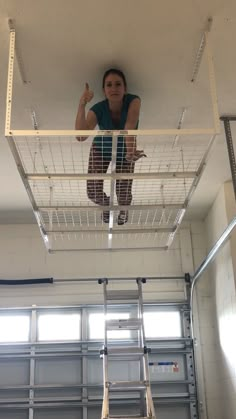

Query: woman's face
[103,73,126,102]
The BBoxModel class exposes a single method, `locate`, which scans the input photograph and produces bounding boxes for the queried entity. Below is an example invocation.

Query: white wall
[204,181,236,419]
[0,224,186,306]
[190,222,213,419]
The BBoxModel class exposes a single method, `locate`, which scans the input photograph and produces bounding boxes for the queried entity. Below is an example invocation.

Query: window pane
[144,311,181,338]
[89,312,130,339]
[0,315,30,342]
[38,313,80,341]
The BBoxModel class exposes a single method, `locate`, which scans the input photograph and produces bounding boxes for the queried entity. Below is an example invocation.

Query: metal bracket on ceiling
[172,107,187,147]
[191,17,213,83]
[8,18,29,85]
[190,17,220,134]
[30,110,39,130]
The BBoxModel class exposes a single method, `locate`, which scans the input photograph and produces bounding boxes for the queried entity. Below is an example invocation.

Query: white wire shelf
[40,208,182,231]
[13,135,207,175]
[6,133,214,251]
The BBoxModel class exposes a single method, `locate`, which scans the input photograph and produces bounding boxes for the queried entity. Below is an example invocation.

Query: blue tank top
[90,93,139,160]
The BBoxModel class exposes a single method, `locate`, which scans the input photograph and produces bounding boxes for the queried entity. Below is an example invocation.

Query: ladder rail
[136,279,147,417]
[102,279,109,419]
[137,279,156,418]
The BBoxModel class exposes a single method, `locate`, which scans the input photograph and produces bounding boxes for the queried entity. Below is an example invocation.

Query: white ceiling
[0,0,236,224]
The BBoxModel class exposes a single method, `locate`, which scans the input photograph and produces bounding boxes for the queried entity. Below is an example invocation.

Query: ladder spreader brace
[98,277,156,419]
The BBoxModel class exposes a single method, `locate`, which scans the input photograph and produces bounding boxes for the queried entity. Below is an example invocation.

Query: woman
[75,68,145,225]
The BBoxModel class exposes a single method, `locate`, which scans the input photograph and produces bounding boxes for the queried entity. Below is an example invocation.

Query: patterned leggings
[87,144,134,206]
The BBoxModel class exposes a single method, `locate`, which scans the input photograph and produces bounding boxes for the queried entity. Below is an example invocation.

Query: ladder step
[108,416,151,419]
[108,380,148,391]
[108,347,144,356]
[106,290,139,301]
[106,319,141,330]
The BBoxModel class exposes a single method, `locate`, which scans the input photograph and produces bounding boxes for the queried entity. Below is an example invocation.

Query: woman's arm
[125,97,141,129]
[124,97,143,160]
[75,83,97,141]
[75,108,98,141]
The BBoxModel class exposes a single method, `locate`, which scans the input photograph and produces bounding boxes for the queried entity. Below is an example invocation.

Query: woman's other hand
[125,150,147,162]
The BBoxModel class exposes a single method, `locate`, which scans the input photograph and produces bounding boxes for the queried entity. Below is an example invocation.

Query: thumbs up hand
[80,83,94,106]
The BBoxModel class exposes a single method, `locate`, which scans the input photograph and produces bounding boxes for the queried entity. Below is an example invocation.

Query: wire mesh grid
[48,230,171,251]
[40,207,182,230]
[12,134,212,250]
[28,178,193,207]
[13,135,208,175]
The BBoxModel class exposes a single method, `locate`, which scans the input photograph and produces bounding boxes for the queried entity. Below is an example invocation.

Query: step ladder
[98,278,156,419]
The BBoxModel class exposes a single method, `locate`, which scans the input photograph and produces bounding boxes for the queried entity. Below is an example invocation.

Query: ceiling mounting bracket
[8,18,29,85]
[191,17,213,83]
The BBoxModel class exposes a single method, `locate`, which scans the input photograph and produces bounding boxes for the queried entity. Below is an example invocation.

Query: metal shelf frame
[5,26,220,251]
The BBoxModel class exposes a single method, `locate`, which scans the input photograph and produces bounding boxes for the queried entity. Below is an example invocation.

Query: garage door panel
[0,360,30,385]
[87,359,102,384]
[108,359,140,381]
[0,389,29,400]
[151,383,189,395]
[149,354,186,381]
[154,404,190,419]
[87,386,103,398]
[88,405,139,419]
[0,410,28,419]
[35,359,82,385]
[88,403,191,419]
[34,408,82,419]
[34,387,82,398]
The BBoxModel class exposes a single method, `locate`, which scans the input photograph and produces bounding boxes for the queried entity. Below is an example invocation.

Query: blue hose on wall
[0,278,53,285]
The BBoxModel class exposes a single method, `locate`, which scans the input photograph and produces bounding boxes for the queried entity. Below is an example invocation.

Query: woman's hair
[102,68,127,88]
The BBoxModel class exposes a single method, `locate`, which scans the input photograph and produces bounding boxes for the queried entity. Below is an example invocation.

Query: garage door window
[38,313,81,341]
[0,315,30,342]
[144,311,181,338]
[89,312,130,339]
